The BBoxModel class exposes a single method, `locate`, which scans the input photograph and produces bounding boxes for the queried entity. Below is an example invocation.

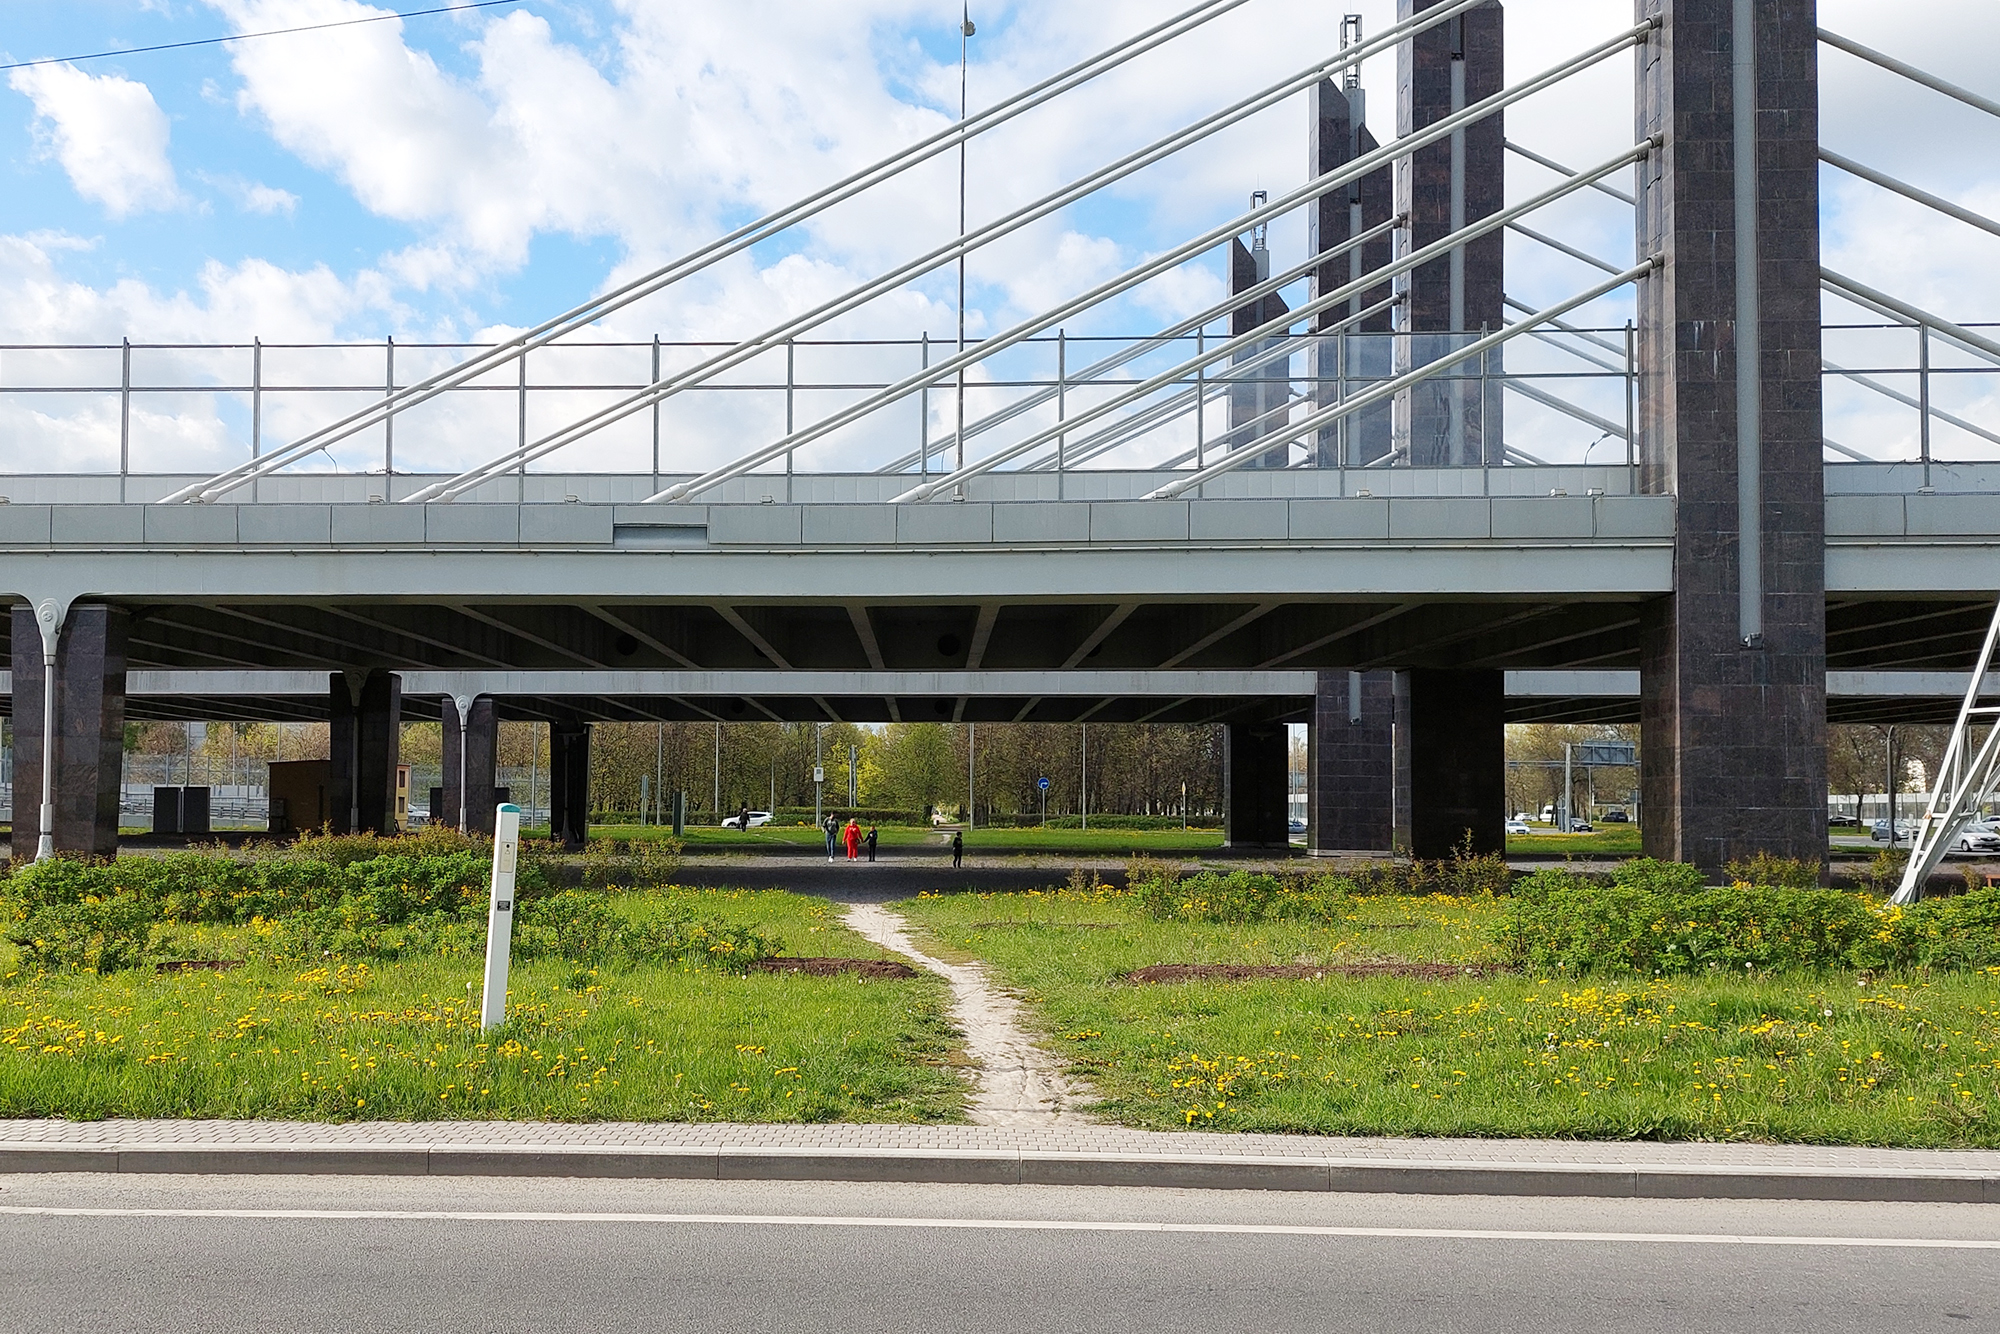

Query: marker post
[480,803,522,1031]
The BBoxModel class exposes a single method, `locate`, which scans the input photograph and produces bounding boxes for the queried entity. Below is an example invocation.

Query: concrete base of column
[1401,668,1506,859]
[1223,722,1290,850]
[440,695,499,836]
[9,604,129,859]
[329,670,401,836]
[549,721,591,852]
[1309,669,1397,854]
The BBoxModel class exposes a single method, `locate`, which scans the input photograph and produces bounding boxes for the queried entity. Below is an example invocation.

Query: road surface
[1,1173,1995,1332]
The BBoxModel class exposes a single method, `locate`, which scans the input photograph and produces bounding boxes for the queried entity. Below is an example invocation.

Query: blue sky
[2,1,1996,478]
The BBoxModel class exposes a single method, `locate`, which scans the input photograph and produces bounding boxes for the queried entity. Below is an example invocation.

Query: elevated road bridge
[5,0,1998,871]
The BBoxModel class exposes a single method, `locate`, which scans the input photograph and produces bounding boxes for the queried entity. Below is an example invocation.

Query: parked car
[1951,825,2000,854]
[1870,819,1919,842]
[1600,808,1630,823]
[1568,820,1595,833]
[721,810,773,829]
[1287,817,1307,836]
[1504,818,1531,836]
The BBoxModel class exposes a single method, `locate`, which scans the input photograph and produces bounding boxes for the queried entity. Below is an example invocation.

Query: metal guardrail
[1,321,1991,492]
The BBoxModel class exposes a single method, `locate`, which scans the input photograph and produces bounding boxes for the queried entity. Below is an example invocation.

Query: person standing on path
[951,828,964,870]
[843,817,862,861]
[823,814,838,861]
[865,825,878,862]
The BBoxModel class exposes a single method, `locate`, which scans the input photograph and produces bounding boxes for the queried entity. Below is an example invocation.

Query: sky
[3,0,1998,480]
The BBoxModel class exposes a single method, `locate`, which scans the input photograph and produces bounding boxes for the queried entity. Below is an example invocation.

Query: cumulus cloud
[9,63,183,217]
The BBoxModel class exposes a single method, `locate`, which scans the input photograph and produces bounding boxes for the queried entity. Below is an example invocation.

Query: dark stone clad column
[1401,668,1506,858]
[1396,0,1505,466]
[1309,74,1397,466]
[9,604,128,858]
[1229,236,1293,469]
[440,695,499,835]
[549,720,591,852]
[329,669,401,836]
[1634,0,1827,874]
[1309,669,1397,853]
[1223,722,1290,849]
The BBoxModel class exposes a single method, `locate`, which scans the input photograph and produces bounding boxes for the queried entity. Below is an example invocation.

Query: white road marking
[1,1206,1996,1249]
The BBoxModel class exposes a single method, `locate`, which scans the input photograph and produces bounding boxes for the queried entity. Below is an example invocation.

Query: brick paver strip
[2,1120,1995,1202]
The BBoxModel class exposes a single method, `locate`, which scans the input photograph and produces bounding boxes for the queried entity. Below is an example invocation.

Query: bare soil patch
[1124,962,1501,984]
[749,957,918,979]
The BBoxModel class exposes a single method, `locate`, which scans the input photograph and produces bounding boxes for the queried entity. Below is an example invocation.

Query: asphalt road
[1,1174,1995,1333]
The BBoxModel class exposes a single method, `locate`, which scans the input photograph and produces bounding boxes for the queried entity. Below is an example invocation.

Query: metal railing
[7,319,1997,493]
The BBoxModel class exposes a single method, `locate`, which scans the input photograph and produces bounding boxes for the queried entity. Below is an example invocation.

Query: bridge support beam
[9,604,128,859]
[1635,0,1827,874]
[1398,668,1507,858]
[1309,670,1398,853]
[1396,0,1506,466]
[440,694,499,836]
[329,670,401,836]
[549,720,591,851]
[1223,722,1289,849]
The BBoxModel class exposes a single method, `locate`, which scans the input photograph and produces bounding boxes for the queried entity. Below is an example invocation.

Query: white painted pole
[34,600,61,863]
[480,803,522,1031]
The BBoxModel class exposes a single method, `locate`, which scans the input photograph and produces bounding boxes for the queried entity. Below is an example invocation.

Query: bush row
[1125,841,1512,922]
[1494,861,2000,974]
[0,830,749,977]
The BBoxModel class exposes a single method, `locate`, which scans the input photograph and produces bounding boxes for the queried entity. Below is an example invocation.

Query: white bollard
[480,803,522,1031]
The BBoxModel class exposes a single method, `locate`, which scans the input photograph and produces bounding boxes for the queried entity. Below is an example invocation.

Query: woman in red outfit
[843,818,861,860]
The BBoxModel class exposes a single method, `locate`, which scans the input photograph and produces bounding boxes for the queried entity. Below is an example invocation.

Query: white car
[721,810,773,829]
[1504,818,1531,836]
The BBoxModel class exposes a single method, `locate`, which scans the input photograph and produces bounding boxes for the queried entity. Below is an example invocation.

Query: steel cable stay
[870,213,1403,476]
[1024,293,1405,473]
[889,139,1653,503]
[163,0,1261,504]
[1504,217,1995,463]
[1143,258,1660,500]
[398,0,1502,504]
[1893,597,2000,905]
[419,8,1645,504]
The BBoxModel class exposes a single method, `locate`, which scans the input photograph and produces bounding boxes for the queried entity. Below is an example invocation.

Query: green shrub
[7,895,156,974]
[1133,867,1353,924]
[1493,872,2000,975]
[1724,852,1822,890]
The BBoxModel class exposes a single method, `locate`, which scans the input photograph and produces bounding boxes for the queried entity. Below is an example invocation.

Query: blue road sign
[1038,776,1051,791]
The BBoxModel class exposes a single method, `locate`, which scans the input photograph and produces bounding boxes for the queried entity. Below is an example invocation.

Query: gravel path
[841,903,1087,1127]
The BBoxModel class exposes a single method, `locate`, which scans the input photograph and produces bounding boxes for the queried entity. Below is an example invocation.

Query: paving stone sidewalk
[4,1118,1996,1175]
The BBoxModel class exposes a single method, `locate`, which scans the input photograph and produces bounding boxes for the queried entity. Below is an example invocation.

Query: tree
[1826,726,1888,821]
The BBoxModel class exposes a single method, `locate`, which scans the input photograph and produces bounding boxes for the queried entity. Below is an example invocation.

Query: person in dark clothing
[950,829,964,870]
[865,826,878,862]
[823,814,838,861]
[737,804,750,832]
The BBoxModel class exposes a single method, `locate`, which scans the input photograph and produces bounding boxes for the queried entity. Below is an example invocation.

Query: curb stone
[1,1142,1995,1203]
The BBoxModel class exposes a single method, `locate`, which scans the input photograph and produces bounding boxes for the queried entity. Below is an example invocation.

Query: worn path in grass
[842,903,1086,1126]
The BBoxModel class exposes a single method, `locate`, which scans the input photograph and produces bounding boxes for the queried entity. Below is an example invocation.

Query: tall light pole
[966,722,976,829]
[955,5,975,479]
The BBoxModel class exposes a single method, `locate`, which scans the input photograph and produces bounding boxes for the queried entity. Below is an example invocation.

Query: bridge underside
[0,591,1987,728]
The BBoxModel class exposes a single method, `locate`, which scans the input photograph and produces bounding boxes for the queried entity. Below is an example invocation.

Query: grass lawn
[895,886,2000,1147]
[1507,827,1643,856]
[0,888,964,1124]
[576,824,1229,857]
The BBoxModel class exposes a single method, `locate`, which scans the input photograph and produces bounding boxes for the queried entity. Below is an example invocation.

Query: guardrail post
[1056,329,1067,500]
[251,337,262,504]
[480,803,521,1031]
[119,338,131,503]
[1918,322,1932,489]
[383,336,395,499]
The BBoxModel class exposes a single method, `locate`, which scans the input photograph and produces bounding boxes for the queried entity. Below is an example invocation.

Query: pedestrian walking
[823,814,838,861]
[865,825,878,862]
[951,829,964,870]
[737,803,750,832]
[844,817,861,861]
